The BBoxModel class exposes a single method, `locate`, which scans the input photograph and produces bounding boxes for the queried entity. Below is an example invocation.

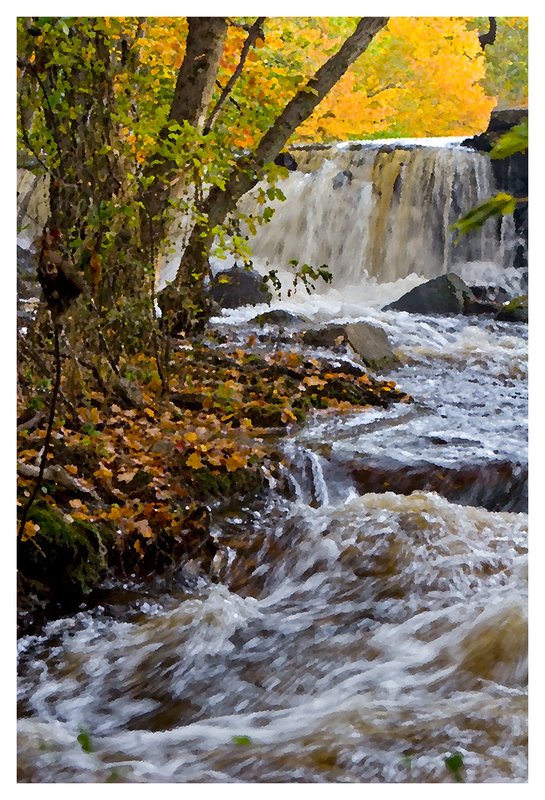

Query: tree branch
[203,17,266,134]
[479,17,497,50]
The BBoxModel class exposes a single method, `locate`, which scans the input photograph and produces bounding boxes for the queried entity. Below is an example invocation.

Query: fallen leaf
[225,452,248,471]
[118,469,137,483]
[186,452,204,469]
[134,519,155,538]
[21,520,40,541]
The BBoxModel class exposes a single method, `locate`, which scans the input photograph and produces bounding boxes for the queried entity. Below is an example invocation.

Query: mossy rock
[17,503,115,613]
[495,294,528,323]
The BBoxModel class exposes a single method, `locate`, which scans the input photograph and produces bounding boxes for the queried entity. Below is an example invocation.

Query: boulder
[344,322,397,371]
[250,309,309,327]
[208,265,272,309]
[383,273,475,315]
[302,321,397,371]
[495,295,528,323]
[302,324,347,349]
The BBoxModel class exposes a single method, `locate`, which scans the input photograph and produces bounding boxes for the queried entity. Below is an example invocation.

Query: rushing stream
[17,139,528,783]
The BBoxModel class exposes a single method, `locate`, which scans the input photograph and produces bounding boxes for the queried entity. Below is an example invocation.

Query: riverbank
[17,323,410,631]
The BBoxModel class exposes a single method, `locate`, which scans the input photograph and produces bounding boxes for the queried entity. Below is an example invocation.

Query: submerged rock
[208,265,272,309]
[384,273,475,315]
[348,456,527,513]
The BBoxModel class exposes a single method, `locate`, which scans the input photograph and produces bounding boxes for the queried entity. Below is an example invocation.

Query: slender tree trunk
[140,17,228,258]
[161,17,389,333]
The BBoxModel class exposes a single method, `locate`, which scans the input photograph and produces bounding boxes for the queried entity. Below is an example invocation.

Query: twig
[17,461,100,501]
[18,320,62,536]
[17,411,45,433]
[203,17,266,134]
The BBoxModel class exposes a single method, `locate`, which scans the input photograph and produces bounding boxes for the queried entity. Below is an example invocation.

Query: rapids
[17,139,528,783]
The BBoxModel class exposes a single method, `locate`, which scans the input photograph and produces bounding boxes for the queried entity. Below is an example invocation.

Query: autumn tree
[17,15,389,360]
[18,15,518,355]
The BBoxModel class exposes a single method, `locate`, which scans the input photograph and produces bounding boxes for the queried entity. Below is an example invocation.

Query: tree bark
[140,17,228,256]
[161,17,389,332]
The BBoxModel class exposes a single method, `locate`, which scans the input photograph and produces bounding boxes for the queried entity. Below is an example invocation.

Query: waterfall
[241,139,516,288]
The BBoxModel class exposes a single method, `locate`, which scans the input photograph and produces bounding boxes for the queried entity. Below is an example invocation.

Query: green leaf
[77,729,94,754]
[232,735,252,746]
[451,192,517,240]
[444,751,464,782]
[490,120,528,160]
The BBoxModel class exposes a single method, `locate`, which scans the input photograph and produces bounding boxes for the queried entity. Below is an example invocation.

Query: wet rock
[332,169,353,189]
[17,502,115,617]
[250,309,308,327]
[208,265,272,309]
[383,273,476,315]
[302,322,397,371]
[302,324,347,349]
[348,456,527,512]
[495,295,528,323]
[344,322,397,371]
[470,285,510,304]
[274,152,298,171]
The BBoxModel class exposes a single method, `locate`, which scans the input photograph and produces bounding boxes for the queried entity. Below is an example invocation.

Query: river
[17,139,528,783]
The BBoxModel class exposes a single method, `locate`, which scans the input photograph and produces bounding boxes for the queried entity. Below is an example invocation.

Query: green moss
[17,503,115,612]
[496,294,528,323]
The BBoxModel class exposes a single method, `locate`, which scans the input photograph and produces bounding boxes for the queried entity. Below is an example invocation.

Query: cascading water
[17,137,527,783]
[240,139,517,289]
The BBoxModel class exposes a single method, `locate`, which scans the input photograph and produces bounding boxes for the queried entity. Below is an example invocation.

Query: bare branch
[479,17,497,50]
[203,17,266,134]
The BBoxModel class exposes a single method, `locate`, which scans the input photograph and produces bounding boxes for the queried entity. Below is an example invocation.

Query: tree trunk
[140,17,228,258]
[162,17,389,332]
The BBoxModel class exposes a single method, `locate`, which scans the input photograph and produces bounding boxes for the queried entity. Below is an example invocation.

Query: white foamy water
[17,488,527,783]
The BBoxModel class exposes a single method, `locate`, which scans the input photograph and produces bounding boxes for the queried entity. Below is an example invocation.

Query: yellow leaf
[281,408,297,423]
[144,407,155,419]
[94,465,113,481]
[184,431,198,443]
[21,520,40,541]
[69,498,84,510]
[225,452,248,472]
[133,539,145,556]
[65,464,79,475]
[186,452,204,469]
